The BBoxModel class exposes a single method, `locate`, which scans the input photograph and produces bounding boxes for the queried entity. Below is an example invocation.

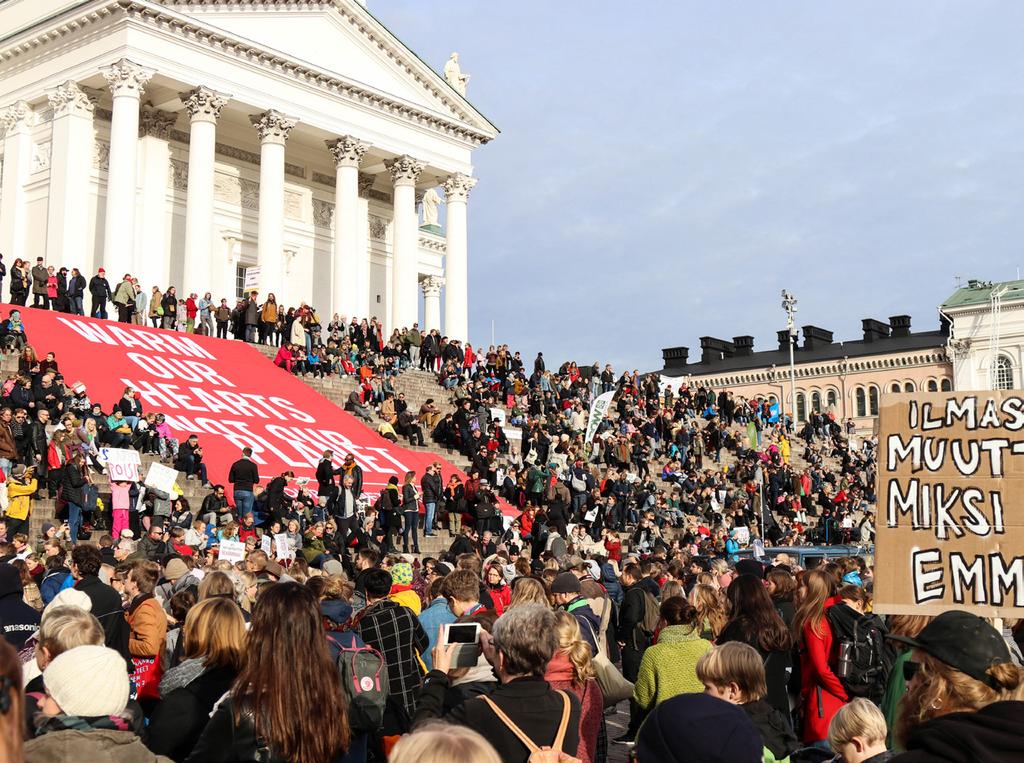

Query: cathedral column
[100,58,153,277]
[181,86,229,295]
[421,276,444,333]
[0,102,34,266]
[45,83,97,274]
[385,154,423,332]
[443,173,476,343]
[326,136,368,319]
[250,110,296,300]
[137,107,176,290]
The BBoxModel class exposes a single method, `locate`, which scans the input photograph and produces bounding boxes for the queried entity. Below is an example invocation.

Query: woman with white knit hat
[23,644,171,761]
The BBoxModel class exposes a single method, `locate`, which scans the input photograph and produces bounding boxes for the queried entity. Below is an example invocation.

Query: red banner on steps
[3,305,467,504]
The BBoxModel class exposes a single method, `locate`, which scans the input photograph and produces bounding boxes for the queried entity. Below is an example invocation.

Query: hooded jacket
[0,562,40,649]
[893,701,1024,763]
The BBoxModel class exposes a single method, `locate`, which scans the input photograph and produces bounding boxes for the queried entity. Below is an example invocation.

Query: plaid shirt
[357,599,428,718]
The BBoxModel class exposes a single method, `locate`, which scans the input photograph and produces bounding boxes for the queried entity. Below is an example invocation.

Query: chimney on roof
[733,335,754,357]
[777,329,794,352]
[802,325,834,351]
[662,346,689,370]
[700,336,735,364]
[889,315,912,338]
[862,318,891,343]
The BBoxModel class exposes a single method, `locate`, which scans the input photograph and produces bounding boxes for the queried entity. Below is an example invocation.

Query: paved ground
[605,702,633,763]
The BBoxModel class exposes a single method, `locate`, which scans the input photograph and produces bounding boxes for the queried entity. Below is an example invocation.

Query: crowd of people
[0,266,1021,761]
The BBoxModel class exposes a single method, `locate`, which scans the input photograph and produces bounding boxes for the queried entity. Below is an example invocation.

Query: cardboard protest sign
[733,527,750,546]
[144,462,178,494]
[101,448,141,482]
[274,533,293,560]
[260,535,273,556]
[218,539,246,564]
[874,391,1024,617]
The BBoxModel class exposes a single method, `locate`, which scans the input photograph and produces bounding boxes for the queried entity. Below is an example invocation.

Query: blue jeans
[72,296,84,315]
[0,459,10,479]
[424,502,436,535]
[68,502,83,545]
[403,510,419,551]
[234,489,255,517]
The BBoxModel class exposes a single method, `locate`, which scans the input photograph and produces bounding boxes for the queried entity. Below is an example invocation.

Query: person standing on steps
[228,447,259,519]
[316,449,341,502]
[88,268,111,319]
[420,462,442,537]
[401,469,421,554]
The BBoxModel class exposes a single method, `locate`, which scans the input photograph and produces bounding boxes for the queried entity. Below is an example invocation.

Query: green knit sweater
[632,624,713,709]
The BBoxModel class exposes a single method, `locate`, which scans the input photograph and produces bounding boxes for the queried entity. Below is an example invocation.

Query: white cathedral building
[0,0,498,341]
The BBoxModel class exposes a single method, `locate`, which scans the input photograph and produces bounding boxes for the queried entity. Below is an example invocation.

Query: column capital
[384,154,424,186]
[0,101,33,135]
[443,173,477,203]
[138,106,177,139]
[250,110,296,145]
[101,58,153,98]
[47,82,98,119]
[421,275,445,297]
[180,86,229,124]
[326,135,369,168]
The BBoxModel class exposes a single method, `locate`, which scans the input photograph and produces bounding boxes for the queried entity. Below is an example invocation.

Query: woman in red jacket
[484,562,511,616]
[792,568,847,745]
[544,611,604,763]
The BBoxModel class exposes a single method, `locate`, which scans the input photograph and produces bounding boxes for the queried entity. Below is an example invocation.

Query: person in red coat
[485,562,512,616]
[793,568,848,745]
[545,611,605,763]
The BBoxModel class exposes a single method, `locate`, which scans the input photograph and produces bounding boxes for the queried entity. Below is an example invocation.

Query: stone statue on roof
[421,188,441,228]
[444,52,470,96]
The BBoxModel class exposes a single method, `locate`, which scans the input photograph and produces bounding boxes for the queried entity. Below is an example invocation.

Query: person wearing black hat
[890,610,1024,762]
[635,693,763,763]
[550,571,600,654]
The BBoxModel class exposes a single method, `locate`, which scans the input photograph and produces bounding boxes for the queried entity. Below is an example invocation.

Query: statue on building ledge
[420,187,442,233]
[444,52,470,96]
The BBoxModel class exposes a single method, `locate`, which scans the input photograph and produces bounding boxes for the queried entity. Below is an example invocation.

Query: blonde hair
[552,610,595,684]
[829,697,888,751]
[695,642,766,702]
[689,584,727,639]
[897,650,1024,745]
[389,722,500,763]
[660,580,684,601]
[38,607,104,661]
[507,577,550,610]
[182,598,246,670]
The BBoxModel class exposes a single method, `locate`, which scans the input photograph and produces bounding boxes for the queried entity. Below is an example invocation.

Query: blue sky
[372,1,1024,372]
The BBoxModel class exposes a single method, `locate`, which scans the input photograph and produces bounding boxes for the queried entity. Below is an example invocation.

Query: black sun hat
[888,610,1010,689]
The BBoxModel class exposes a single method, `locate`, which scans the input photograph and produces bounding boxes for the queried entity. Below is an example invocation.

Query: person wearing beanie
[0,562,40,650]
[635,693,762,763]
[550,571,600,653]
[24,645,169,761]
[388,562,421,615]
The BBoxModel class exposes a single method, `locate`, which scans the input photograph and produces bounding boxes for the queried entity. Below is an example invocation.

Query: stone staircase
[247,343,479,473]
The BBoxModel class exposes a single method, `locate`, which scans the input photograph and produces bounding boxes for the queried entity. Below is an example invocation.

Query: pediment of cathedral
[156,0,495,137]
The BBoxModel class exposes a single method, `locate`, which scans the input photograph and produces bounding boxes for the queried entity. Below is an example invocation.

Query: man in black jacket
[70,545,129,660]
[416,603,581,763]
[315,450,341,500]
[420,462,442,536]
[88,268,112,318]
[228,447,259,518]
[617,562,651,744]
[68,267,86,315]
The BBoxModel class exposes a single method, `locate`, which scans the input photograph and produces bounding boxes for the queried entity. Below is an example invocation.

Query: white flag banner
[584,390,616,445]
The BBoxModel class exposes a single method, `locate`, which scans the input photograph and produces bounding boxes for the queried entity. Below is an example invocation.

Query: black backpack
[826,602,895,703]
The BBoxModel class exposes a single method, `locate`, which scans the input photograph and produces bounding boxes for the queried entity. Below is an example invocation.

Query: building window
[927,379,938,392]
[826,389,838,408]
[855,388,866,417]
[869,386,879,415]
[941,378,952,392]
[796,392,806,423]
[994,356,1015,390]
[904,382,915,393]
[811,391,822,414]
[890,382,901,394]
[235,265,246,300]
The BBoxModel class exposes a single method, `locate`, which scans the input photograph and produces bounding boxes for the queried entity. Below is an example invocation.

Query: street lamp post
[781,290,798,430]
